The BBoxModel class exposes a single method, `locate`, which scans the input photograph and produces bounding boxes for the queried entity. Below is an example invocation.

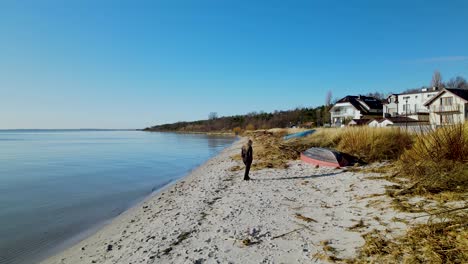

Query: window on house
[402,104,410,112]
[465,104,468,120]
[441,97,453,106]
[441,114,454,124]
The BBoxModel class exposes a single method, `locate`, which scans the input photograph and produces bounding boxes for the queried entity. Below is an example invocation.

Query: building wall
[384,91,438,118]
[428,93,467,126]
[408,114,429,122]
[392,124,433,133]
[330,102,360,126]
[383,95,399,116]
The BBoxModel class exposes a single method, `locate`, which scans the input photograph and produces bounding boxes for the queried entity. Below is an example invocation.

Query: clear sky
[1,0,467,129]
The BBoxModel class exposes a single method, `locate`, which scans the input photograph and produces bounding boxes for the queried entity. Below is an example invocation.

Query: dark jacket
[241,144,253,164]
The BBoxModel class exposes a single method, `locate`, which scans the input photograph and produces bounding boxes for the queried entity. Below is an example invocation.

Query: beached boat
[300,147,350,167]
[283,129,315,140]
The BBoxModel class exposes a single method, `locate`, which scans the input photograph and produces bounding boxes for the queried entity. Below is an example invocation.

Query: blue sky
[1,0,467,129]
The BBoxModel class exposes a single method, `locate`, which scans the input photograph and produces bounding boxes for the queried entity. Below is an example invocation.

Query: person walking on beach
[241,139,253,181]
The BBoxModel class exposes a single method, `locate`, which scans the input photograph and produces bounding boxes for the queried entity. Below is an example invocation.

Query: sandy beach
[42,138,423,264]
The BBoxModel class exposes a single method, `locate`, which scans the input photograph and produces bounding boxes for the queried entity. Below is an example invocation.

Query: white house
[330,95,383,126]
[383,88,439,121]
[423,88,468,126]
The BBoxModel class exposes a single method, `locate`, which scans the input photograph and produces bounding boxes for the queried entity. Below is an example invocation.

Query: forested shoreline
[143,105,331,133]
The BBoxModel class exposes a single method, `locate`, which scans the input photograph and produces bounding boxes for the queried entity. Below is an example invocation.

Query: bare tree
[446,76,468,89]
[316,108,322,126]
[325,90,333,107]
[366,91,385,100]
[431,70,444,88]
[208,112,218,120]
[403,88,422,94]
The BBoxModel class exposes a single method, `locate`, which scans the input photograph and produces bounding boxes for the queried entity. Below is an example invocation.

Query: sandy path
[43,139,418,264]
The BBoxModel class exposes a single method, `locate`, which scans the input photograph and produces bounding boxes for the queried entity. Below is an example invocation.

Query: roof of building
[333,95,383,114]
[348,119,371,125]
[446,88,468,101]
[369,118,385,123]
[398,89,440,96]
[370,116,420,124]
[386,117,421,123]
[423,88,468,106]
[383,88,440,104]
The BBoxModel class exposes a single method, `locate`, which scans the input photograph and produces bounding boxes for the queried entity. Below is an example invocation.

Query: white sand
[43,138,421,264]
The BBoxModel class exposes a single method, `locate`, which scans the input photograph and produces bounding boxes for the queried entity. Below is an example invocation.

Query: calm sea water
[0,130,235,264]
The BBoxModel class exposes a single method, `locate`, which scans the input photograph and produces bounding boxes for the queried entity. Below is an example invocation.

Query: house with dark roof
[423,88,468,126]
[329,95,383,126]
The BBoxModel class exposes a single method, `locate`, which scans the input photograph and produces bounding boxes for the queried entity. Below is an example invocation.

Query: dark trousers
[244,162,251,180]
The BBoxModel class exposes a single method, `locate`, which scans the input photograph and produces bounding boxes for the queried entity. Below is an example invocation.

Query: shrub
[232,127,242,135]
[245,124,256,131]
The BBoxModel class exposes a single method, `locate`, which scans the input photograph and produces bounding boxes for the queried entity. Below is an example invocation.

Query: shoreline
[36,137,238,264]
[35,179,176,264]
[141,129,236,136]
[43,138,424,264]
[41,138,241,264]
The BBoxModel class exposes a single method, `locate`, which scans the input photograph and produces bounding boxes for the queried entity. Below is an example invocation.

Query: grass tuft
[347,219,368,231]
[398,124,468,194]
[295,213,318,223]
[349,212,468,263]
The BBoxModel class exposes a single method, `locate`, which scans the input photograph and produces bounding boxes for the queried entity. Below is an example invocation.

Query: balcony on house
[430,104,461,113]
[332,108,354,117]
[415,108,430,114]
[398,109,430,115]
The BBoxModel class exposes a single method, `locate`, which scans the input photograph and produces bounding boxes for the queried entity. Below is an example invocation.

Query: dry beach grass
[231,126,412,171]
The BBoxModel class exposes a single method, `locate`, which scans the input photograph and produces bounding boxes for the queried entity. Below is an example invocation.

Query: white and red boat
[300,147,350,168]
